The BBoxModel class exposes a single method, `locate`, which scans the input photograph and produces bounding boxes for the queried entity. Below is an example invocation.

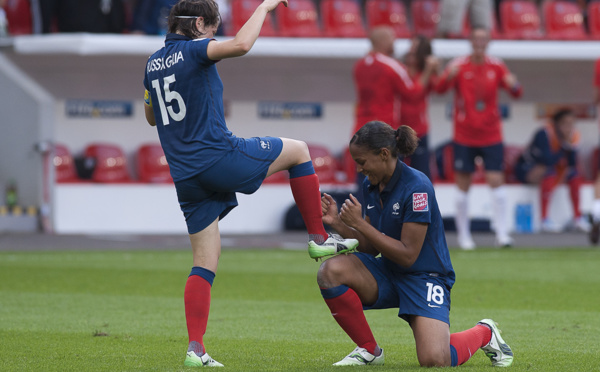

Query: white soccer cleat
[308,234,358,261]
[457,234,476,250]
[477,319,514,367]
[573,216,591,233]
[333,346,384,366]
[496,234,513,248]
[184,351,224,367]
[541,218,563,233]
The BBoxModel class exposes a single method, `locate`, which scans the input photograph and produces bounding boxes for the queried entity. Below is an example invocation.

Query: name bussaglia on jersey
[147,51,185,73]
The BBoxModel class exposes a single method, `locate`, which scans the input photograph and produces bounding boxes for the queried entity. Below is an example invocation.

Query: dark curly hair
[350,121,419,158]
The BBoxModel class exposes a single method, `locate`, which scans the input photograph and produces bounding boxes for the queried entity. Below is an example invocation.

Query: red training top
[435,55,522,147]
[353,52,422,136]
[399,71,437,137]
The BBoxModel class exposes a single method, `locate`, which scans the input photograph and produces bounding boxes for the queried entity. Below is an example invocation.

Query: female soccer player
[143,0,358,367]
[400,35,439,180]
[317,121,513,367]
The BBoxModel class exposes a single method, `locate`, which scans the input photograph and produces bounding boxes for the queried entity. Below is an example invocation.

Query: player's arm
[144,89,156,126]
[434,59,459,93]
[340,195,426,267]
[207,0,287,60]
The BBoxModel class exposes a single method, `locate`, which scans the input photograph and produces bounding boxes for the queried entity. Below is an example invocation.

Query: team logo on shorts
[413,193,428,212]
[260,140,272,151]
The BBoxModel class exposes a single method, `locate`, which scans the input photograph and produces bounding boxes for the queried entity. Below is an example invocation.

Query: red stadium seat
[503,145,523,184]
[321,0,367,38]
[228,0,277,36]
[84,143,132,183]
[411,0,441,38]
[588,1,600,39]
[308,144,340,183]
[543,0,587,40]
[53,144,80,183]
[137,144,173,183]
[3,0,33,35]
[276,0,321,37]
[500,0,543,39]
[365,0,411,38]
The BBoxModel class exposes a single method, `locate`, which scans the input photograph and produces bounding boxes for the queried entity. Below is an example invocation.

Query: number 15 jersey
[143,33,239,182]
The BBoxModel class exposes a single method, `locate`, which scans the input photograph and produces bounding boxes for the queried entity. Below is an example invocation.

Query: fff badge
[412,193,429,212]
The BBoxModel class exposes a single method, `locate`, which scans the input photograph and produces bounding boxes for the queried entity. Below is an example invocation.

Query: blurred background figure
[435,28,522,250]
[437,0,493,38]
[590,57,600,244]
[32,0,127,33]
[513,108,590,233]
[400,35,439,181]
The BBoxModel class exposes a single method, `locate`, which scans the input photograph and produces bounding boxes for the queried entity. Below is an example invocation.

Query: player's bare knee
[417,354,449,368]
[317,256,352,287]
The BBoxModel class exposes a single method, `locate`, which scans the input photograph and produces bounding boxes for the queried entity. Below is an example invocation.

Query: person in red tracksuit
[352,26,426,192]
[435,27,522,250]
[401,35,440,181]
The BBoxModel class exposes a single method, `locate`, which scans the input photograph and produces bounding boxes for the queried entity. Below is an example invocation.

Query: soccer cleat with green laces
[184,351,224,367]
[477,319,514,367]
[308,234,359,261]
[333,346,384,366]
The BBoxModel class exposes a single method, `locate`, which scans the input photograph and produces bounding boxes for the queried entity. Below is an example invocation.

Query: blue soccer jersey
[362,160,455,281]
[143,34,239,182]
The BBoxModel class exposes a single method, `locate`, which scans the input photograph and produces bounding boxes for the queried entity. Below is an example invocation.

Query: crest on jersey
[392,202,400,215]
[413,193,429,212]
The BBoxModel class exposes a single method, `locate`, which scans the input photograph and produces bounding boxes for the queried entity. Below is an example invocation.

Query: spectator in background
[131,0,228,35]
[514,108,590,233]
[590,58,600,244]
[352,26,425,194]
[435,27,522,250]
[33,0,127,33]
[438,0,493,38]
[401,35,440,181]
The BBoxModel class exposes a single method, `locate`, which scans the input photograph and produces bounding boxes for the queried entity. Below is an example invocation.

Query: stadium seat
[500,0,543,39]
[410,0,441,38]
[84,143,132,183]
[503,145,523,184]
[321,0,367,38]
[228,0,277,36]
[365,0,411,38]
[3,0,33,35]
[276,0,321,37]
[136,143,173,183]
[543,0,587,40]
[588,1,600,39]
[53,144,80,183]
[308,144,340,183]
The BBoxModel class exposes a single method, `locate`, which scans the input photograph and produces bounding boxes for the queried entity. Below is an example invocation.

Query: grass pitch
[1,247,599,371]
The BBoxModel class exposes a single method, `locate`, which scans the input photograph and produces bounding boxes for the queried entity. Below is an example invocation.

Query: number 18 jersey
[143,33,238,182]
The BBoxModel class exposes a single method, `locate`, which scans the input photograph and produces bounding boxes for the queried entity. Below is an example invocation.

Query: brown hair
[414,34,432,72]
[168,0,220,38]
[350,121,419,158]
[551,107,574,125]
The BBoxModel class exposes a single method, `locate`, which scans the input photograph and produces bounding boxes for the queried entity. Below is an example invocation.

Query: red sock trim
[289,174,328,241]
[323,287,378,354]
[185,274,212,353]
[450,324,492,366]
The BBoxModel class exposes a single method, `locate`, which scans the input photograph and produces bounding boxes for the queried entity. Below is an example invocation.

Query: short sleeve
[402,186,432,224]
[189,38,218,66]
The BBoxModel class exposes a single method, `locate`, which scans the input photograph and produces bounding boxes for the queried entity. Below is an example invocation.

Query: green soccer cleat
[184,351,224,367]
[333,346,384,366]
[308,234,359,261]
[477,319,514,367]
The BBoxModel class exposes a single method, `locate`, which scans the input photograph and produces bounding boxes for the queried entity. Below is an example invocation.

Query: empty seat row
[54,143,172,184]
[227,0,600,40]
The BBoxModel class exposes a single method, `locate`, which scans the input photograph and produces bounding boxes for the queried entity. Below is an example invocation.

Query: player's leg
[483,143,512,247]
[184,218,224,367]
[410,316,452,367]
[591,172,600,243]
[268,138,358,257]
[453,143,475,249]
[437,0,469,37]
[317,254,384,366]
[566,171,590,232]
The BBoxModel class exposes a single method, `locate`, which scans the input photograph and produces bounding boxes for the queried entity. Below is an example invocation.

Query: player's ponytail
[350,121,418,158]
[395,125,419,157]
